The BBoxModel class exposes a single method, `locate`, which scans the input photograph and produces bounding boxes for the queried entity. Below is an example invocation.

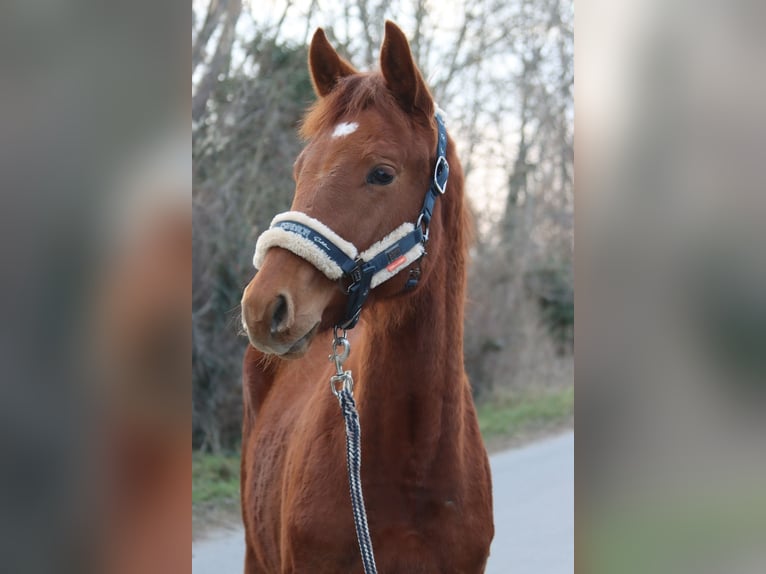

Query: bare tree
[192,0,243,123]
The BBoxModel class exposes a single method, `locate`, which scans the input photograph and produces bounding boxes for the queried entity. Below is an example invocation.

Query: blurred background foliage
[192,0,573,452]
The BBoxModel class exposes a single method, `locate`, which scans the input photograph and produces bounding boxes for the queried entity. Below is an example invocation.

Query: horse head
[242,21,446,357]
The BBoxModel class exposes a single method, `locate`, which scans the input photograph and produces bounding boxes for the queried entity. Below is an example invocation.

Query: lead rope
[329,328,378,574]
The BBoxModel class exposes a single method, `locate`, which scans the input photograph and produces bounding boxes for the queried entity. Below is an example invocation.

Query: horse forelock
[299,74,413,141]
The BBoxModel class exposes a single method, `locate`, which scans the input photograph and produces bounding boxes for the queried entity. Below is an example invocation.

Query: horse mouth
[279,322,320,358]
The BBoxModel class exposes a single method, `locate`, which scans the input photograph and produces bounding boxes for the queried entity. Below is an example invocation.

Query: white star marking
[332,122,359,138]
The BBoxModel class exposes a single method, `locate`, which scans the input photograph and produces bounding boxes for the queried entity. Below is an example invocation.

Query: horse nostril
[270,294,289,336]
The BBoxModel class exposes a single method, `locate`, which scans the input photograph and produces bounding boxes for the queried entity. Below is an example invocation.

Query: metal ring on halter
[433,156,449,195]
[333,326,349,345]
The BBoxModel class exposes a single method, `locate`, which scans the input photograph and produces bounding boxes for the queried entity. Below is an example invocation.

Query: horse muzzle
[241,249,336,358]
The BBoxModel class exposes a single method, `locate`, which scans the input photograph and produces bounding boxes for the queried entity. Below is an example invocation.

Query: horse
[240,21,494,573]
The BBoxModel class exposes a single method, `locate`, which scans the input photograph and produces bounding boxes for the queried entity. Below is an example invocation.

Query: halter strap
[253,113,449,330]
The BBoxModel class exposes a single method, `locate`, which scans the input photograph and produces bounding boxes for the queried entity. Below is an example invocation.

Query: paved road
[484,432,574,574]
[193,431,574,573]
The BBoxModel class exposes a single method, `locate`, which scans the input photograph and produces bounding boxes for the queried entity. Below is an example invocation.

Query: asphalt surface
[192,431,574,573]
[484,432,574,574]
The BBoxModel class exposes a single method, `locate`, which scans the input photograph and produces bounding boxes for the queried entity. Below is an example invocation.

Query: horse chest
[275,444,489,572]
[243,354,493,571]
[282,486,477,569]
[249,424,469,569]
[283,487,490,573]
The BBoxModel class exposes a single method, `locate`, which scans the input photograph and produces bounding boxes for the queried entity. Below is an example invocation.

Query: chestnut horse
[240,21,493,573]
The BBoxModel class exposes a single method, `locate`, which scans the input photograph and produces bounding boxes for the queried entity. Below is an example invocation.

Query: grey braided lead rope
[336,387,378,574]
[329,330,378,574]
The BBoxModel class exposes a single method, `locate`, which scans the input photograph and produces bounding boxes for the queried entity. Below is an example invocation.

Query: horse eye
[366,166,396,186]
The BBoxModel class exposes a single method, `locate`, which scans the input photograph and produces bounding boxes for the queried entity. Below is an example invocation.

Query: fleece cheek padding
[359,223,424,288]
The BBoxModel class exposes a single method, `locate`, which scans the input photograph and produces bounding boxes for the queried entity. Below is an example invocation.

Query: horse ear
[309,28,357,97]
[380,21,434,117]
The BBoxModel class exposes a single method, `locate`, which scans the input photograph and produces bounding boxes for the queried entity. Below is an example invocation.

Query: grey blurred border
[578,0,766,572]
[0,1,187,572]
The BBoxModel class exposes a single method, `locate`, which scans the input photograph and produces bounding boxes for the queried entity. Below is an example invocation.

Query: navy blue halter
[273,114,449,330]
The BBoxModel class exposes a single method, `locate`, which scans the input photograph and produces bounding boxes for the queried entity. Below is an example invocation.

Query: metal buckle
[433,156,449,195]
[385,244,402,263]
[416,212,430,243]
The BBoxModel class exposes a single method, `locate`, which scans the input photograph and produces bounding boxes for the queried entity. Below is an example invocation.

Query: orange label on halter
[386,255,407,272]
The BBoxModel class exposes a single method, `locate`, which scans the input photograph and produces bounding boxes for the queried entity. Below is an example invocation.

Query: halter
[253,113,449,330]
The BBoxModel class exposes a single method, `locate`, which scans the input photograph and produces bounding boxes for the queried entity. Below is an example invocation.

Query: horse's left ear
[309,28,357,97]
[380,21,434,118]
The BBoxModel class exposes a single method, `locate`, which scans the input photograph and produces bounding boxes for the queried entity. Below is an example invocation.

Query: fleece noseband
[253,114,449,330]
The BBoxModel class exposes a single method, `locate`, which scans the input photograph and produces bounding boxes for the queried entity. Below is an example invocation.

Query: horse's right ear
[380,21,433,117]
[309,29,357,97]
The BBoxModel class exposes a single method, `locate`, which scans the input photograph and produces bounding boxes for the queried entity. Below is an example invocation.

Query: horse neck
[355,187,470,472]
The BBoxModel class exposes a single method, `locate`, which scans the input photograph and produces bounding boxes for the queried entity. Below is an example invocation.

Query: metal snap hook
[329,327,351,376]
[330,371,354,397]
[416,213,430,243]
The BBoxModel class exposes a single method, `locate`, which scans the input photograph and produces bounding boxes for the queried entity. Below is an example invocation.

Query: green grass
[476,385,574,440]
[192,451,240,505]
